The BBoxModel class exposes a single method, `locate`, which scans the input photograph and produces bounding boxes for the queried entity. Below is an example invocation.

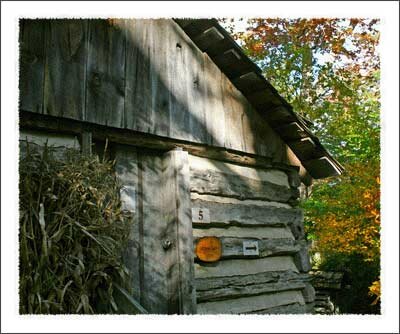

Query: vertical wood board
[86,19,126,127]
[114,145,141,302]
[222,75,245,152]
[168,22,192,142]
[19,19,46,114]
[149,20,171,137]
[22,18,294,166]
[139,152,169,313]
[163,149,196,314]
[135,148,195,314]
[203,53,225,147]
[124,20,153,132]
[43,19,88,119]
[185,41,207,143]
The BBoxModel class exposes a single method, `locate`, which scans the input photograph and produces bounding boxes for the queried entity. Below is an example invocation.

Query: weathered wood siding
[189,155,313,314]
[115,146,196,314]
[19,19,288,163]
[18,129,313,314]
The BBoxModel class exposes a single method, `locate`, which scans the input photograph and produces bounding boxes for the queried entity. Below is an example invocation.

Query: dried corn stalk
[19,143,133,314]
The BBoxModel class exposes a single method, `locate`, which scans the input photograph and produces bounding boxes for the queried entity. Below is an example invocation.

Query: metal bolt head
[162,239,172,250]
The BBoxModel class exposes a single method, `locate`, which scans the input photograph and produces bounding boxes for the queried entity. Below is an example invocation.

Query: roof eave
[174,18,344,179]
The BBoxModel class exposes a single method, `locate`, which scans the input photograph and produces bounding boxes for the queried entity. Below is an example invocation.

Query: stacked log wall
[189,155,314,314]
[18,130,314,314]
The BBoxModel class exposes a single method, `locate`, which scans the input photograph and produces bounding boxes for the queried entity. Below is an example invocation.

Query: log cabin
[18,18,344,314]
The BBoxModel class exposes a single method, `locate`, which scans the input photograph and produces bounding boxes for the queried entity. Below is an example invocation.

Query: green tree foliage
[223,18,380,313]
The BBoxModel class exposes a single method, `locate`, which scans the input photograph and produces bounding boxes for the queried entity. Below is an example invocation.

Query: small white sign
[243,241,259,256]
[192,208,210,223]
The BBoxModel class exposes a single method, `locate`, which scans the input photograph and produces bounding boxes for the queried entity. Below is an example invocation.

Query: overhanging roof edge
[174,18,344,179]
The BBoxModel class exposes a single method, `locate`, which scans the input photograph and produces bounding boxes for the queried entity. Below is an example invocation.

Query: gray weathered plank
[193,226,293,239]
[139,152,168,313]
[149,20,171,137]
[135,148,196,314]
[86,19,126,127]
[293,240,312,272]
[203,53,225,147]
[190,167,296,202]
[191,198,302,227]
[21,19,295,168]
[20,109,301,180]
[124,20,153,132]
[168,21,191,141]
[195,256,298,279]
[222,74,244,152]
[196,280,305,302]
[188,154,290,187]
[114,145,141,302]
[197,290,305,314]
[43,19,88,119]
[195,269,308,291]
[162,149,196,314]
[240,99,257,155]
[194,237,300,260]
[19,19,46,114]
[185,38,207,143]
[250,103,285,159]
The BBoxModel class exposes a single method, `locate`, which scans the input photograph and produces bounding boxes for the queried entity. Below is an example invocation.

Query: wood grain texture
[194,237,300,260]
[197,290,305,314]
[162,149,196,314]
[167,22,192,141]
[43,19,88,119]
[20,110,301,179]
[149,20,171,137]
[196,280,305,302]
[86,19,126,127]
[195,269,308,290]
[191,193,292,208]
[193,226,294,239]
[124,20,153,133]
[194,256,298,279]
[203,53,225,146]
[139,152,168,313]
[190,167,296,202]
[21,19,292,165]
[222,74,245,152]
[195,269,311,303]
[125,149,195,314]
[114,145,141,302]
[185,41,207,143]
[19,19,46,114]
[191,198,302,227]
[188,154,290,187]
